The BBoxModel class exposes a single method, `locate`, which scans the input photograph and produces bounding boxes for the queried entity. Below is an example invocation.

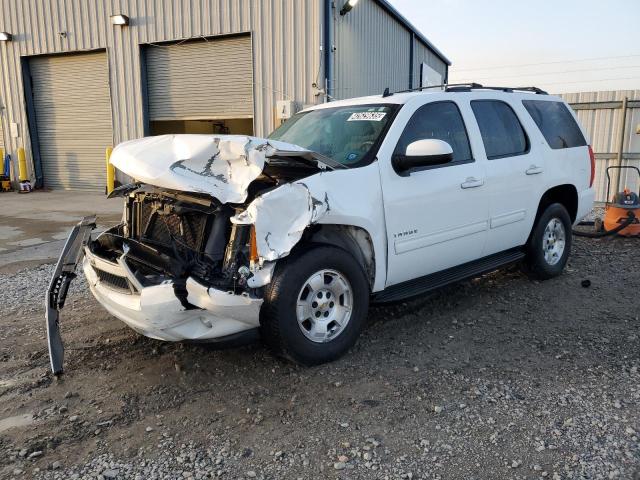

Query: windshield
[268,104,396,166]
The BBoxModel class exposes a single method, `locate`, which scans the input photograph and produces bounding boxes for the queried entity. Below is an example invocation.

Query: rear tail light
[588,145,595,188]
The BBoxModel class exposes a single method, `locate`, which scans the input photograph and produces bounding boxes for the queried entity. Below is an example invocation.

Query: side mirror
[392,139,454,174]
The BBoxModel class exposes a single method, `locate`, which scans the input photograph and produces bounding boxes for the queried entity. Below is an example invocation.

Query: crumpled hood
[110,134,330,204]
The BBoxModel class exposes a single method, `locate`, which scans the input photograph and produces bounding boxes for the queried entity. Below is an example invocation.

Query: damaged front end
[46,135,335,374]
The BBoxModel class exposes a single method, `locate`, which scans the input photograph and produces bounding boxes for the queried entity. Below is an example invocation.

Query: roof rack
[385,83,548,96]
[445,84,548,95]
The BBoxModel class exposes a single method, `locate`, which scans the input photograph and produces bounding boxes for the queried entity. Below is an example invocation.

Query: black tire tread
[523,203,572,280]
[260,245,369,365]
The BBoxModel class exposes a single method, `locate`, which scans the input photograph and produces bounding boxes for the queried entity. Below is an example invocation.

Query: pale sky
[388,0,640,94]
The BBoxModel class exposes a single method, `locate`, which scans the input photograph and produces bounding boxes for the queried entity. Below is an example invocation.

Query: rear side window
[394,101,473,164]
[471,100,529,159]
[523,100,587,149]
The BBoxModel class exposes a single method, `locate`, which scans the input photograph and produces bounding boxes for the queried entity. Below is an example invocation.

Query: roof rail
[388,83,548,96]
[444,84,548,95]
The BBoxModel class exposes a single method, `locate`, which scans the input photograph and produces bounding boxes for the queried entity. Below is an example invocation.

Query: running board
[373,248,525,303]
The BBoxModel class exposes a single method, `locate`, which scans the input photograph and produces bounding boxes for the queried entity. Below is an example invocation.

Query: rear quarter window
[522,100,587,149]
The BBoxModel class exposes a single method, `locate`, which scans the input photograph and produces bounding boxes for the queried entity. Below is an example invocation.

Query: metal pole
[614,96,629,194]
[106,147,115,195]
[324,0,334,102]
[17,147,28,182]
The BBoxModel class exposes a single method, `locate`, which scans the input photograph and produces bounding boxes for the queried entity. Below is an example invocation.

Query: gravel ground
[0,235,638,480]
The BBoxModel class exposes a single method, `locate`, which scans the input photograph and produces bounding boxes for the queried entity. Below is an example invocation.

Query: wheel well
[294,224,376,289]
[535,184,578,224]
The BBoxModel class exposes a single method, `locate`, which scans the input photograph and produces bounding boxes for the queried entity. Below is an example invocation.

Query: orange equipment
[603,166,640,237]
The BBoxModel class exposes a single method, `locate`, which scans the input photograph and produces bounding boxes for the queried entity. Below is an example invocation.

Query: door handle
[461,177,484,189]
[525,165,543,175]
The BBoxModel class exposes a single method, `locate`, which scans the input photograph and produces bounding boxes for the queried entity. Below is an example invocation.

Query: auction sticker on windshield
[347,112,387,122]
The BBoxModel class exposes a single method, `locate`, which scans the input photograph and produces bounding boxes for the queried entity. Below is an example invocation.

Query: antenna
[382,87,392,98]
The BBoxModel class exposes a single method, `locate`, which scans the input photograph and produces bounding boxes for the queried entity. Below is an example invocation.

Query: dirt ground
[0,235,638,479]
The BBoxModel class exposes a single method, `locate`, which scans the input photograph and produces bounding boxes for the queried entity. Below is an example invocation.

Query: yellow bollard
[0,147,4,175]
[106,147,115,195]
[18,147,28,182]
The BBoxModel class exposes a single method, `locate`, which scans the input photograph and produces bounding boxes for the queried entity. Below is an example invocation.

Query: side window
[471,100,529,159]
[523,100,587,149]
[394,101,473,164]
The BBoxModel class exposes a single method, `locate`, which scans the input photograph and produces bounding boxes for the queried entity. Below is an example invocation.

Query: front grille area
[138,200,208,252]
[95,269,131,294]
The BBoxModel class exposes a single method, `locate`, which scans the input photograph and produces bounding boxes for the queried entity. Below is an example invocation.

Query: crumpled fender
[231,163,386,294]
[232,182,329,261]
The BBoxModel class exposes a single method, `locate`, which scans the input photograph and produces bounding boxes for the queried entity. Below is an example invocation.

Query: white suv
[46,85,595,373]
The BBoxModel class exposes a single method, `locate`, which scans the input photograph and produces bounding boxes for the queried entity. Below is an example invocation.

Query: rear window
[471,100,529,159]
[522,100,587,149]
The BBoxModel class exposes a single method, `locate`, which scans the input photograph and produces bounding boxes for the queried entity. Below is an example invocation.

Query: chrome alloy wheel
[296,269,353,343]
[542,217,566,266]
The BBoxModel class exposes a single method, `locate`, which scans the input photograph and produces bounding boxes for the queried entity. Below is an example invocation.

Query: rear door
[379,99,489,286]
[522,99,591,198]
[471,98,546,254]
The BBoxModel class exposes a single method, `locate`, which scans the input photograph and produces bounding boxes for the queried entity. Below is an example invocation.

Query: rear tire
[260,245,370,366]
[523,203,572,280]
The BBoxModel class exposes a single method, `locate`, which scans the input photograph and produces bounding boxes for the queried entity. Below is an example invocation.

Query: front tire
[523,203,572,280]
[261,245,370,365]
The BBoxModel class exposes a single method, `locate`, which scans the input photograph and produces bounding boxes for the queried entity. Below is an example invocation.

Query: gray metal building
[561,90,640,202]
[0,0,449,191]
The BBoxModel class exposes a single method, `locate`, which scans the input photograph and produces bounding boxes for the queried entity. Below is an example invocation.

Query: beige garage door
[30,52,113,191]
[146,36,254,121]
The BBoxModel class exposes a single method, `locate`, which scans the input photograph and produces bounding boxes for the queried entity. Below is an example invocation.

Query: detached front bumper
[46,219,263,375]
[45,216,97,375]
[83,247,263,342]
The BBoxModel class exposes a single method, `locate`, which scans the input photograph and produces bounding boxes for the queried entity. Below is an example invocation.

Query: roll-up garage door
[30,52,113,191]
[146,36,254,121]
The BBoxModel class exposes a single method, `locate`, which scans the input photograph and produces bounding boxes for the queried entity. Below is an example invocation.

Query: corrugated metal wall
[0,0,322,184]
[332,0,447,100]
[413,40,446,86]
[560,90,640,202]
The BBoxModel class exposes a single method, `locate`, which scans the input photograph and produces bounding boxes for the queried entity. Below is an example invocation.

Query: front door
[379,100,489,287]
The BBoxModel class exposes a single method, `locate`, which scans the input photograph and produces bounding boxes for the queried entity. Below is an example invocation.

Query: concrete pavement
[0,190,121,272]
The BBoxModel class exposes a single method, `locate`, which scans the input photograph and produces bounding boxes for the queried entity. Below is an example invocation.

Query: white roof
[303,89,564,112]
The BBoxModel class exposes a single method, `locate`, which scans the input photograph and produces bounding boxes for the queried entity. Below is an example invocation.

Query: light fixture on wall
[340,0,359,15]
[0,32,12,41]
[110,14,130,26]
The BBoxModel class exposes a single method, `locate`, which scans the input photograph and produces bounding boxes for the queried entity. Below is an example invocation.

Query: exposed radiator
[137,199,209,252]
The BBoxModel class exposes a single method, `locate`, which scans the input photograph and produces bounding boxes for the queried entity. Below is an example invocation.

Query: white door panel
[489,209,526,229]
[470,99,546,255]
[382,162,488,285]
[484,150,545,253]
[395,219,488,254]
[378,99,489,287]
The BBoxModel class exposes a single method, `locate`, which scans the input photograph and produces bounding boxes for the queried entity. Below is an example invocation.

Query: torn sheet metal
[232,182,330,261]
[109,134,329,204]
